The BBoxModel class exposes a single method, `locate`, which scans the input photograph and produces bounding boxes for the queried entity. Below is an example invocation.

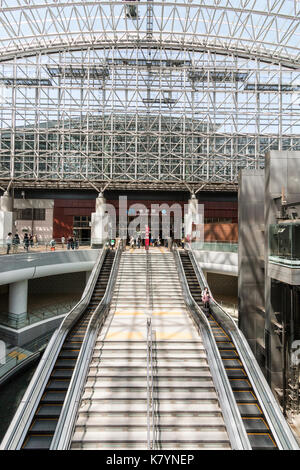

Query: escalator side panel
[179,252,277,450]
[21,251,115,450]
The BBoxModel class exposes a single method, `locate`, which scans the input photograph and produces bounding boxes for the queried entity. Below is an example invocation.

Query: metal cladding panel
[238,169,265,366]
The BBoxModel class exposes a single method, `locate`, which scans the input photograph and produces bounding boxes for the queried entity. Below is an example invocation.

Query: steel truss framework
[0,1,300,191]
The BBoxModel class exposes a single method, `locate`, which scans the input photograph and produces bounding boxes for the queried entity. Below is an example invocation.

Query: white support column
[91,193,109,248]
[8,279,28,323]
[0,192,14,245]
[184,194,201,241]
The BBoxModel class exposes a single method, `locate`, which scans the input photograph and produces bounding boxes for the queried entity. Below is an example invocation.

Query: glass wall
[269,223,300,262]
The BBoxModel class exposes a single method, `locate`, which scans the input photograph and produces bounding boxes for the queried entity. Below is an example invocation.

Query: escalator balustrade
[179,251,277,451]
[21,251,115,450]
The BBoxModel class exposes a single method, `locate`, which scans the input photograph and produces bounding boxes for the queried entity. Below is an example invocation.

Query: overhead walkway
[71,251,231,450]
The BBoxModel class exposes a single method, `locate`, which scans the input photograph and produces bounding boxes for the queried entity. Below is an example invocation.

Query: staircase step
[79,401,221,413]
[72,429,229,443]
[76,415,224,427]
[82,389,218,400]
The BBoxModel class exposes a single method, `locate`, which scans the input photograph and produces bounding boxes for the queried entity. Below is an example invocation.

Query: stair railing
[147,317,155,449]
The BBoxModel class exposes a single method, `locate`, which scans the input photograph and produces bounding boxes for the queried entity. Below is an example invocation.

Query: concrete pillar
[8,280,28,323]
[0,192,13,244]
[91,193,109,248]
[184,194,201,241]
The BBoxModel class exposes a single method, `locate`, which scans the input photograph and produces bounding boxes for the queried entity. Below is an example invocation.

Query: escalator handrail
[51,242,123,450]
[0,247,108,450]
[188,244,300,450]
[174,248,251,450]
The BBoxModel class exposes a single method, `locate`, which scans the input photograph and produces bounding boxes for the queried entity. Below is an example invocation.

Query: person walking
[136,231,141,249]
[29,234,34,248]
[12,233,20,254]
[23,233,30,252]
[61,235,65,249]
[6,232,12,255]
[130,235,135,249]
[49,238,56,251]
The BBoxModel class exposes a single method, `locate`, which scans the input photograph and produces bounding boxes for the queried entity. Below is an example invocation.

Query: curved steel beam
[0,1,299,67]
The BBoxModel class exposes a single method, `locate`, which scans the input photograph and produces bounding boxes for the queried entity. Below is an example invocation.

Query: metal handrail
[174,248,251,450]
[146,250,153,313]
[146,317,152,449]
[50,240,123,450]
[146,317,156,450]
[0,246,108,450]
[146,249,156,449]
[188,244,300,450]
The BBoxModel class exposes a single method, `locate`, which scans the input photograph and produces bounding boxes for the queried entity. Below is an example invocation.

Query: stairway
[71,250,230,450]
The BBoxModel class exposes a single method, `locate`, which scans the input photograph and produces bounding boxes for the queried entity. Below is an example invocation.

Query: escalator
[21,250,115,450]
[179,251,278,450]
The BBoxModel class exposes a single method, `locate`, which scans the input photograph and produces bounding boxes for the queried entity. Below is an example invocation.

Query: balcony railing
[191,241,238,253]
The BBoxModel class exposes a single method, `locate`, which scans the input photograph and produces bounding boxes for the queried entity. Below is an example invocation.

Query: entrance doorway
[73,216,91,245]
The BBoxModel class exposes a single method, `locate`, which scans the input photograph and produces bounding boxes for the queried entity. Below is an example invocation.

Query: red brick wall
[204,223,238,242]
[53,199,96,239]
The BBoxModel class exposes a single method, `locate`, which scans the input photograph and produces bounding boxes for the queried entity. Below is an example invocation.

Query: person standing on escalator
[202,287,213,314]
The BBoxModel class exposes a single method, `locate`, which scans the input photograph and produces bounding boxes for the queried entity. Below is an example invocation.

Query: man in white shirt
[6,232,12,255]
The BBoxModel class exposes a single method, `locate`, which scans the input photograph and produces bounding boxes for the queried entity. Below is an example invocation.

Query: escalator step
[47,379,70,390]
[233,391,257,403]
[226,369,247,379]
[229,379,251,391]
[242,418,270,433]
[216,341,235,350]
[219,350,238,359]
[55,359,77,368]
[67,335,84,341]
[248,433,277,450]
[29,419,58,434]
[51,369,73,379]
[238,403,263,417]
[212,331,228,338]
[63,342,82,349]
[41,391,67,404]
[36,405,62,418]
[222,359,242,367]
[23,435,54,450]
[60,350,80,359]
